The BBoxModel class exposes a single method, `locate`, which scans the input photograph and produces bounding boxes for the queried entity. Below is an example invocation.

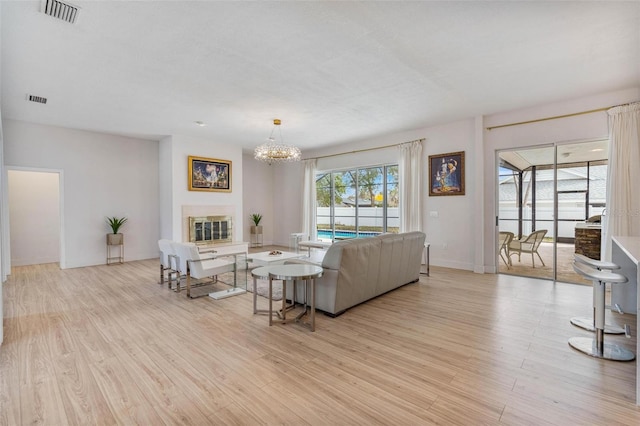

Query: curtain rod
[485,101,639,131]
[303,138,425,161]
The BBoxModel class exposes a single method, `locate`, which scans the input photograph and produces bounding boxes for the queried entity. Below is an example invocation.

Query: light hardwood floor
[2,254,640,425]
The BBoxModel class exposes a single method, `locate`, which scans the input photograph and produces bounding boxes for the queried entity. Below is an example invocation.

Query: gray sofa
[288,231,426,316]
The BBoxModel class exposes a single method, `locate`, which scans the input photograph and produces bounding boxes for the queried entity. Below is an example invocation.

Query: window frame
[315,163,398,240]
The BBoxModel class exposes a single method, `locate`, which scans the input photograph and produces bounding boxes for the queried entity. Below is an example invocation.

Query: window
[316,165,398,240]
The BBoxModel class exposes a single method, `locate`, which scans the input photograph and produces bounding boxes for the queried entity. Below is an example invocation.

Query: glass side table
[207,251,248,300]
[267,264,323,332]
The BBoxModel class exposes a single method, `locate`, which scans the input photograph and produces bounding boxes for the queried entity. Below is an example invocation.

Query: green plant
[250,213,262,226]
[106,216,128,234]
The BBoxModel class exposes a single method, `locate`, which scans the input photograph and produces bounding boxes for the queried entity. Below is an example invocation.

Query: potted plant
[106,216,128,245]
[249,213,263,247]
[250,213,262,234]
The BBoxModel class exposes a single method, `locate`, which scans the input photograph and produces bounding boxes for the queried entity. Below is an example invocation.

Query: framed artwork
[428,151,465,196]
[188,156,232,192]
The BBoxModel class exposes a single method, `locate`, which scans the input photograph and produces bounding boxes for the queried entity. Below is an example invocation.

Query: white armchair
[158,239,178,287]
[172,243,238,298]
[170,242,194,292]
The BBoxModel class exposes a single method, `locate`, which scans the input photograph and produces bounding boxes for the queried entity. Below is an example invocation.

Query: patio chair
[508,229,547,268]
[498,232,514,268]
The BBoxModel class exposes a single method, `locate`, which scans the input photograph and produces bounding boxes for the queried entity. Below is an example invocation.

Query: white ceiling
[2,1,639,153]
[500,139,609,171]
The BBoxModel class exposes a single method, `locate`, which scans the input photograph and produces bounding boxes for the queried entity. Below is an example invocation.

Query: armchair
[158,239,178,287]
[172,243,237,298]
[498,232,514,268]
[170,242,195,292]
[508,229,547,267]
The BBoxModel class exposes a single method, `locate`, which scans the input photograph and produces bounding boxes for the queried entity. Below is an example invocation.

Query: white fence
[317,207,399,229]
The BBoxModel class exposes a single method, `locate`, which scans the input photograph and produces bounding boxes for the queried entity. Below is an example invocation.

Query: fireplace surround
[189,215,232,245]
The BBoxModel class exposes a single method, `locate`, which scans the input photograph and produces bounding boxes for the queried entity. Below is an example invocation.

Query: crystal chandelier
[254,119,301,164]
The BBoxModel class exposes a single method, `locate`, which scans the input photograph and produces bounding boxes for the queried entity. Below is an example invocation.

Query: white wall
[482,87,640,272]
[1,7,5,345]
[0,122,3,343]
[7,170,60,266]
[159,135,244,242]
[242,153,274,245]
[272,160,304,247]
[422,120,476,270]
[2,120,160,268]
[243,153,304,246]
[158,136,174,239]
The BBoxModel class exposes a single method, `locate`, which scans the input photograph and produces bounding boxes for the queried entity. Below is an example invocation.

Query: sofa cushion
[334,237,382,311]
[321,239,350,270]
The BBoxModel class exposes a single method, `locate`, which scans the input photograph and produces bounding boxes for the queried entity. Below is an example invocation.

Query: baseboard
[431,259,475,271]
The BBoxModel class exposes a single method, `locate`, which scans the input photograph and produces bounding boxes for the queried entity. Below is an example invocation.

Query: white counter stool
[570,253,625,334]
[569,261,634,361]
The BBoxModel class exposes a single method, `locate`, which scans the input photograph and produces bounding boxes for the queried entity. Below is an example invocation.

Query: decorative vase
[250,225,263,234]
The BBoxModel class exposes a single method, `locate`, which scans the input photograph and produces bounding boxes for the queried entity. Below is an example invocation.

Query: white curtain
[302,159,317,241]
[398,140,423,233]
[603,102,640,261]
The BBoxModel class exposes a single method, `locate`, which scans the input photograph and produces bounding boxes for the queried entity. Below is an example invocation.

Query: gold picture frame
[188,155,232,192]
[428,151,465,196]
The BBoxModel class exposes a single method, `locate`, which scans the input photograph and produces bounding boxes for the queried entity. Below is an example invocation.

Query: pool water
[317,230,380,239]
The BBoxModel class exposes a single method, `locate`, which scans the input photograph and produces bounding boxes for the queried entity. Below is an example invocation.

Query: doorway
[7,168,64,269]
[497,140,608,284]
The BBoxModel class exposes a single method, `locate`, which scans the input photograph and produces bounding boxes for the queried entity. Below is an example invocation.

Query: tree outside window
[315,164,399,239]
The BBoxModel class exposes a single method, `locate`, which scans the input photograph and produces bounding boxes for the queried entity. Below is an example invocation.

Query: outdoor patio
[499,241,591,285]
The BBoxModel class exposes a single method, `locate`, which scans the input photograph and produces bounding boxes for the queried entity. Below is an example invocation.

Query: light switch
[429,211,438,217]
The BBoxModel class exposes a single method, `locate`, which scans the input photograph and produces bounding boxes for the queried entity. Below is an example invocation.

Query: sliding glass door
[498,146,555,280]
[497,140,608,283]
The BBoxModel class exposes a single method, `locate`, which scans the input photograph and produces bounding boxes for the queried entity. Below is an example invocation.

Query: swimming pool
[317,230,380,240]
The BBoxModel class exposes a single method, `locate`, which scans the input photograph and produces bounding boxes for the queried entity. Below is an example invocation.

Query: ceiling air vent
[27,94,48,105]
[41,0,79,24]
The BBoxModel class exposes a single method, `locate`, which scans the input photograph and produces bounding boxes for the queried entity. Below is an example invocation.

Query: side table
[268,264,323,332]
[420,243,430,276]
[289,233,306,253]
[250,266,296,316]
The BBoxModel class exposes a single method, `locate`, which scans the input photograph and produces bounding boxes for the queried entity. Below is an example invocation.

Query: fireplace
[189,216,232,245]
